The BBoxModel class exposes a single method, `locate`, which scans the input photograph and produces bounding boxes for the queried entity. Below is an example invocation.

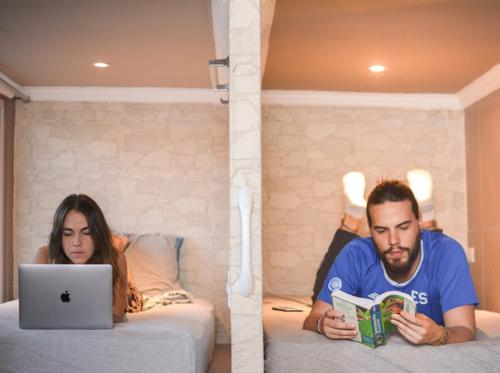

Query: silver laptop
[19,264,113,329]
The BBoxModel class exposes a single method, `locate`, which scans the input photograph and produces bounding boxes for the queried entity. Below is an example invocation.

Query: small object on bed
[272,306,303,312]
[142,289,193,311]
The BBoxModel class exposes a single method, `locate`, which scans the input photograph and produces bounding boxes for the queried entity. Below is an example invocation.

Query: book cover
[332,290,416,348]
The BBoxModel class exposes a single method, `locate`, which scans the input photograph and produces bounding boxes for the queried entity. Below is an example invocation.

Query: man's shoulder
[340,236,378,260]
[344,235,373,249]
[422,230,466,259]
[422,229,460,246]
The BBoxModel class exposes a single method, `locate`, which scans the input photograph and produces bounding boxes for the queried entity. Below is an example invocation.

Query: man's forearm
[443,325,475,344]
[303,312,323,333]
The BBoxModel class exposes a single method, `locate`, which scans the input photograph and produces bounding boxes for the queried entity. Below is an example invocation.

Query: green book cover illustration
[331,289,416,348]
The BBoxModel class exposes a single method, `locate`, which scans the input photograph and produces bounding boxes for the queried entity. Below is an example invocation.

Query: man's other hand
[320,308,358,340]
[391,311,442,345]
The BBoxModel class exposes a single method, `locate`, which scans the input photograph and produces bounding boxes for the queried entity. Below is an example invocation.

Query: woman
[34,194,128,323]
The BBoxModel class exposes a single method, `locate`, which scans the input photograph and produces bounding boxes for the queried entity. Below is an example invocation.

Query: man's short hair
[366,179,419,226]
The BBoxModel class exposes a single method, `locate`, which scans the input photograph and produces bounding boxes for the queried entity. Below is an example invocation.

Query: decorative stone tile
[268,251,302,268]
[48,152,75,168]
[305,122,338,141]
[263,105,467,297]
[85,141,118,158]
[14,101,230,344]
[123,134,159,153]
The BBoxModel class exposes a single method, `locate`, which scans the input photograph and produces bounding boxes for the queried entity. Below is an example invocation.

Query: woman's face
[62,209,95,264]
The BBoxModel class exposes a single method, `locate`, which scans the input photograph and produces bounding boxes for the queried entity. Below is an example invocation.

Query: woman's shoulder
[33,245,49,264]
[114,246,128,277]
[112,235,129,252]
[114,246,126,262]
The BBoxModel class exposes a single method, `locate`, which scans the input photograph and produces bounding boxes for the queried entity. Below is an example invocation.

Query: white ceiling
[1,0,500,94]
[0,0,215,87]
[264,0,500,93]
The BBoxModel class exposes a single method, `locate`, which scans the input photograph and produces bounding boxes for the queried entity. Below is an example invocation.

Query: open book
[331,289,416,348]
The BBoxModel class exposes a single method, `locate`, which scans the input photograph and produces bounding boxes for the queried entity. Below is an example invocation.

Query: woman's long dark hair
[48,194,125,292]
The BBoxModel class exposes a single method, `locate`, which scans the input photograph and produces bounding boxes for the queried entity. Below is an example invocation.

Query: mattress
[0,298,215,373]
[264,295,500,373]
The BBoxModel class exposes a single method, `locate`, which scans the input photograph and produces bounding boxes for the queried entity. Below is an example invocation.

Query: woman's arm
[113,249,128,323]
[112,235,129,251]
[33,246,49,264]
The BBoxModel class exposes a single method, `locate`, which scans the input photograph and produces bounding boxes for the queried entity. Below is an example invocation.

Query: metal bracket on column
[208,57,229,104]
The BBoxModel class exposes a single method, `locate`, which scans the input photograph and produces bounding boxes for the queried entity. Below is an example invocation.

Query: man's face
[368,200,421,279]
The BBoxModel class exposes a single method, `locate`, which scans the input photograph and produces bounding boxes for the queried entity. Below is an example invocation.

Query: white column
[229,0,263,372]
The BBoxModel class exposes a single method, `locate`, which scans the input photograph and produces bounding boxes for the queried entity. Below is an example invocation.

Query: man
[312,170,439,303]
[304,180,478,345]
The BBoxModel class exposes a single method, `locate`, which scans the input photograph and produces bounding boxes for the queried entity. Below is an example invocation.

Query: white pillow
[124,233,183,296]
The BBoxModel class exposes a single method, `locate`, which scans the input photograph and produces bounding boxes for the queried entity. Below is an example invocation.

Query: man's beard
[380,237,421,276]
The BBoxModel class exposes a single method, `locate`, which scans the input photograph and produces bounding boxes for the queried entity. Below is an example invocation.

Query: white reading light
[238,186,253,297]
[407,169,433,202]
[342,172,366,207]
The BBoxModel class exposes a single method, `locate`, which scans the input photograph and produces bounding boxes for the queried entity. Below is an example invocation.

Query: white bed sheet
[0,298,215,373]
[264,296,500,373]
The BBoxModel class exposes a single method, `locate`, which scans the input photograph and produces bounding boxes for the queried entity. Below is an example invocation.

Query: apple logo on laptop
[60,290,71,303]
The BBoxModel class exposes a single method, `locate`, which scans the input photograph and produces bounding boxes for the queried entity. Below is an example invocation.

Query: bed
[0,233,215,373]
[264,296,500,373]
[0,298,214,373]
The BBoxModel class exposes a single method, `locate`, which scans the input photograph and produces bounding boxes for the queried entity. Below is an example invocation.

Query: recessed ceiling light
[93,62,110,68]
[369,65,385,72]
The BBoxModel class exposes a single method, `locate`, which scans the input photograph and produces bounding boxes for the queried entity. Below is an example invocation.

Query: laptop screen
[19,264,113,329]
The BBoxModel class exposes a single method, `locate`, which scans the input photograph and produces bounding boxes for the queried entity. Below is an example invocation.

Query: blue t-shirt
[317,230,479,325]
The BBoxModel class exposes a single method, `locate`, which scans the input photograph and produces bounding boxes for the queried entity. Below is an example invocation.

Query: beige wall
[465,88,500,312]
[14,101,230,342]
[263,105,468,296]
[13,99,472,342]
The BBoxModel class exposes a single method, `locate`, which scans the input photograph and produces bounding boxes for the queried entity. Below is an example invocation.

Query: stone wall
[262,105,467,296]
[13,100,469,343]
[14,101,230,342]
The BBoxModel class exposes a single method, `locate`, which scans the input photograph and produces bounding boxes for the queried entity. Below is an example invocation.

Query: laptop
[19,264,113,329]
